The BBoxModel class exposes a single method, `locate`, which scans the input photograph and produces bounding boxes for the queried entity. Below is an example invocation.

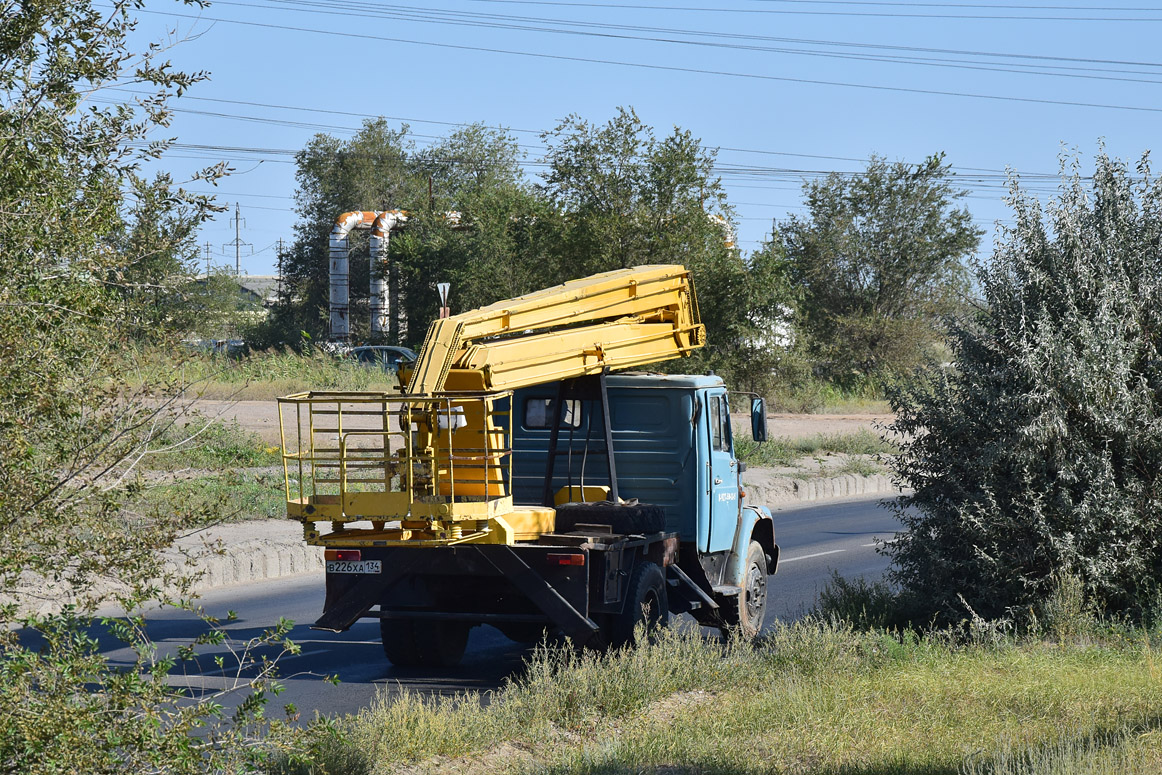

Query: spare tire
[554,500,667,535]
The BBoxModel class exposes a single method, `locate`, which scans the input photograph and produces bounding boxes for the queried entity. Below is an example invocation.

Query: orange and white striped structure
[329,209,465,341]
[329,210,408,341]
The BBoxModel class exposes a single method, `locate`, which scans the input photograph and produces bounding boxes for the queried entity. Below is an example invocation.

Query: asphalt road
[88,494,902,718]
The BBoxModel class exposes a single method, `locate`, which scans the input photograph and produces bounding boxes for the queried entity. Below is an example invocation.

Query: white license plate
[326,560,382,574]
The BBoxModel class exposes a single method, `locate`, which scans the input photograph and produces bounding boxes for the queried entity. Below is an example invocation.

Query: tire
[380,618,470,668]
[555,501,666,535]
[717,541,769,639]
[611,561,669,647]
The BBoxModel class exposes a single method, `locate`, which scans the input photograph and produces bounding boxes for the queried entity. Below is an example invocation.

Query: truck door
[705,390,740,553]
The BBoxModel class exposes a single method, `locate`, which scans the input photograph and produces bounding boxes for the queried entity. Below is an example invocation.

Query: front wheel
[719,541,769,639]
[381,618,470,668]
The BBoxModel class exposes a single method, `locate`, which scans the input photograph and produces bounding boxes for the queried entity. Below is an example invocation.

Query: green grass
[140,417,281,471]
[136,469,286,527]
[735,429,897,469]
[128,346,398,401]
[119,415,290,526]
[271,621,1162,775]
[833,456,887,477]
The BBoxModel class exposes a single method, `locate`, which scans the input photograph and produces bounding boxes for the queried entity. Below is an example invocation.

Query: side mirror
[751,397,768,442]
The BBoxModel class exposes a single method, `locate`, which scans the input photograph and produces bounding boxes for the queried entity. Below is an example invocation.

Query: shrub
[887,149,1162,623]
[817,571,908,630]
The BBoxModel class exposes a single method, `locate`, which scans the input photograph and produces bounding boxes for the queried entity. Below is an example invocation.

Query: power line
[136,7,1162,116]
[454,0,1162,21]
[108,87,1091,180]
[212,1,1162,86]
[149,137,1070,197]
[752,1,1162,8]
[463,0,1162,12]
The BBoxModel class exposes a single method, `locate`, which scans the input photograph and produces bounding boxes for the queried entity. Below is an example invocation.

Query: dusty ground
[763,412,891,439]
[181,399,287,444]
[184,399,891,446]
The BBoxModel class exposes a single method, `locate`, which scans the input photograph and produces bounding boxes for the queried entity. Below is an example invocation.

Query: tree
[540,107,791,389]
[0,3,302,770]
[394,123,550,339]
[258,120,543,348]
[266,107,795,389]
[106,172,219,334]
[887,150,1162,622]
[0,0,216,613]
[777,154,981,382]
[539,107,729,277]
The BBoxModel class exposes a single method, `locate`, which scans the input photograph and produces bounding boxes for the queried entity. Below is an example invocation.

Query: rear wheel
[611,561,669,647]
[380,618,470,668]
[718,541,768,639]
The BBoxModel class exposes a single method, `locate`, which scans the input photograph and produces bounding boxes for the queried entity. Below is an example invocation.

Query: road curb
[743,472,899,508]
[3,471,897,613]
[168,520,324,597]
[1,522,325,619]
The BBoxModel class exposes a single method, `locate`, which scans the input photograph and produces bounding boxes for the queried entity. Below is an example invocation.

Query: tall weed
[1038,571,1096,643]
[962,728,1162,775]
[128,346,397,401]
[139,416,279,471]
[817,571,908,630]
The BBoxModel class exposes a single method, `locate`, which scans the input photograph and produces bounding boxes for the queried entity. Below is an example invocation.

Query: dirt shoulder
[177,399,285,444]
[764,412,892,439]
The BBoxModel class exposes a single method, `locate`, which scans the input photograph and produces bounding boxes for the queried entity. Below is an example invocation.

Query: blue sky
[128,0,1162,275]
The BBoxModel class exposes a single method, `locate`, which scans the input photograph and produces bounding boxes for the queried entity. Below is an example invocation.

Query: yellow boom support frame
[278,264,703,547]
[406,264,704,395]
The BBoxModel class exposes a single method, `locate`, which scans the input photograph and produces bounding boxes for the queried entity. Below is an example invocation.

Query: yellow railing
[277,390,519,546]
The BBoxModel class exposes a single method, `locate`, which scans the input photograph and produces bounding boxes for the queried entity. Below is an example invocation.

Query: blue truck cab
[511,372,778,636]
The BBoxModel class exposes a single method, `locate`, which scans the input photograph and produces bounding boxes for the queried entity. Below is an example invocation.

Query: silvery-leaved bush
[888,149,1162,623]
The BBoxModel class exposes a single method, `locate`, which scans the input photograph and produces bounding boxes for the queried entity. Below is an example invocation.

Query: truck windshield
[524,398,581,429]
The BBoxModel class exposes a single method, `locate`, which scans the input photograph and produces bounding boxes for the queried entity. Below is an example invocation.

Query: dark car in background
[347,345,418,374]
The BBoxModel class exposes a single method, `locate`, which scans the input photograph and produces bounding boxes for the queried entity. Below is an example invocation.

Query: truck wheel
[718,541,768,639]
[611,561,669,647]
[380,619,470,668]
[555,501,666,535]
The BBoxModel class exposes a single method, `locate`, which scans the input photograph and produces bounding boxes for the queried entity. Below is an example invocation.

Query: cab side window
[709,395,730,452]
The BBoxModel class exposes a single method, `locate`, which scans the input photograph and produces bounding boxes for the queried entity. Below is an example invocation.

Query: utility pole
[223,202,252,276]
[202,241,213,275]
